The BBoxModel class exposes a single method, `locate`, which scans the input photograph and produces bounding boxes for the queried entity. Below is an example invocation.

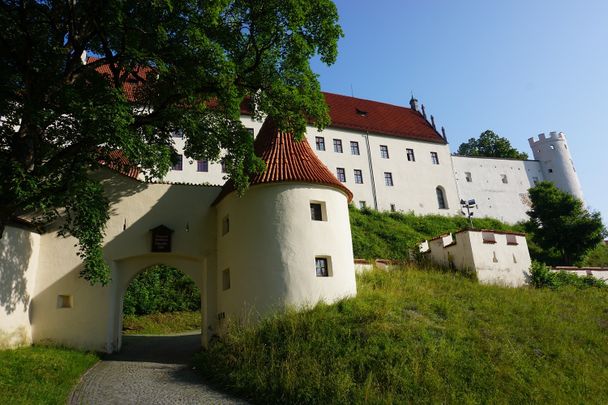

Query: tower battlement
[528,131,566,146]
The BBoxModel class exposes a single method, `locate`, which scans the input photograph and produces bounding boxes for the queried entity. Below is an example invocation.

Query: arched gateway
[1,117,357,352]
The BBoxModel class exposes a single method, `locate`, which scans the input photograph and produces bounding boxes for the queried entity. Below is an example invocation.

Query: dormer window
[355,108,368,117]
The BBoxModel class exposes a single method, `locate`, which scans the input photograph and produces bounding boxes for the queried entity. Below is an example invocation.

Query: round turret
[528,131,584,201]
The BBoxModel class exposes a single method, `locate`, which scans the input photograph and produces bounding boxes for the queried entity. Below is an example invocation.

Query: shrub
[123,265,200,315]
[529,261,606,290]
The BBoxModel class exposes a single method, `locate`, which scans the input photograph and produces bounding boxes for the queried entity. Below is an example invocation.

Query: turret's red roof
[322,92,445,143]
[213,118,353,205]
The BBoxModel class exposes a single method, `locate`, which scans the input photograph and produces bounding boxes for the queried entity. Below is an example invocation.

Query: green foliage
[525,181,607,265]
[123,311,200,335]
[456,130,529,159]
[580,242,608,267]
[194,266,608,403]
[0,0,342,284]
[529,261,606,289]
[349,205,518,260]
[123,265,200,316]
[0,346,98,405]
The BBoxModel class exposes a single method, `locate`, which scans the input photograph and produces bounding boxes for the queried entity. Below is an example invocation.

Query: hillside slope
[195,266,608,404]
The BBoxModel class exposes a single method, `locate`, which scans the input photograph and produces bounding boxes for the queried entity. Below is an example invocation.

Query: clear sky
[311,0,607,224]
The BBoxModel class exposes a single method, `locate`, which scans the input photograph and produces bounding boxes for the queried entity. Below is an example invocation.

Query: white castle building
[164,93,584,224]
[0,90,584,352]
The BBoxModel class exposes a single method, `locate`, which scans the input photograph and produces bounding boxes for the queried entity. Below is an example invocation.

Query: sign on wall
[150,225,174,252]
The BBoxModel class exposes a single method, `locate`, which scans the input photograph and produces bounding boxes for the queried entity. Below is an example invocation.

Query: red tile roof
[99,150,141,179]
[322,92,445,143]
[213,118,353,205]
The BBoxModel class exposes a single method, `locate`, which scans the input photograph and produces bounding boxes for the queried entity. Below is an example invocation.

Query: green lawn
[123,310,201,335]
[195,265,608,404]
[0,346,98,405]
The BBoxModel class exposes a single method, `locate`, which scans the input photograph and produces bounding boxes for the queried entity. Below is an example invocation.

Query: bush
[123,265,201,315]
[529,261,606,289]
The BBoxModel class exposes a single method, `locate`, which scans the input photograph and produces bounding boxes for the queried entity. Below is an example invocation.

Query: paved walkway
[69,332,247,405]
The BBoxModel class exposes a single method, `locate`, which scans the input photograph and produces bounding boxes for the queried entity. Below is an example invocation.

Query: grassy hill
[195,266,608,404]
[349,206,521,260]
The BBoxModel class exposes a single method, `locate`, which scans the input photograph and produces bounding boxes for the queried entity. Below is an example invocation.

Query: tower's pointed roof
[213,118,353,205]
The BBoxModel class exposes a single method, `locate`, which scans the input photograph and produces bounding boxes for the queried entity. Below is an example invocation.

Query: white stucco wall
[422,230,531,287]
[0,226,39,348]
[30,170,221,352]
[306,127,459,215]
[452,156,544,223]
[215,183,357,324]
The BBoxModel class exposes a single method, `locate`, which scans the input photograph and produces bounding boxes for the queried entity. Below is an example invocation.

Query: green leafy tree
[580,243,608,267]
[525,182,607,265]
[0,0,342,284]
[456,130,529,160]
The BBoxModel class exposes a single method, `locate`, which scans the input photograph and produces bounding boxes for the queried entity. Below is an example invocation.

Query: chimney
[409,96,419,112]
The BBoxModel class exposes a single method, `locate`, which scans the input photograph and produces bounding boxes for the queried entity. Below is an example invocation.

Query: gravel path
[69,332,247,405]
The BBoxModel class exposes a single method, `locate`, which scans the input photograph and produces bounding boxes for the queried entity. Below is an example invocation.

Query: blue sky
[312,0,607,224]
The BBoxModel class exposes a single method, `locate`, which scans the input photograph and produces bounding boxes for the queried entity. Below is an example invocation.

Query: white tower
[528,131,584,201]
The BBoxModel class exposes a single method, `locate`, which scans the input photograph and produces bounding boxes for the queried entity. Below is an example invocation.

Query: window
[354,169,363,184]
[390,204,396,212]
[506,234,518,245]
[315,257,329,277]
[359,201,366,209]
[336,167,346,182]
[315,136,326,151]
[351,141,360,155]
[406,148,415,161]
[548,169,553,173]
[380,145,389,159]
[501,174,508,184]
[436,186,447,209]
[173,129,184,138]
[222,215,229,235]
[221,159,227,173]
[333,139,343,153]
[384,172,394,186]
[172,154,183,171]
[197,159,209,172]
[222,269,231,290]
[465,172,472,182]
[310,202,324,221]
[57,295,73,308]
[431,152,439,165]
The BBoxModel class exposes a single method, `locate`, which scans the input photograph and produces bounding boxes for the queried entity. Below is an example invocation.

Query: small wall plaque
[150,225,174,252]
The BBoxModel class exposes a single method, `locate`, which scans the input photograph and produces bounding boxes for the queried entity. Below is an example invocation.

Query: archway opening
[122,264,202,336]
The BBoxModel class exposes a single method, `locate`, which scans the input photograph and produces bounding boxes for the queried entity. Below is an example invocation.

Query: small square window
[359,201,366,209]
[506,234,518,245]
[384,172,393,186]
[57,295,73,309]
[390,204,396,212]
[310,202,325,221]
[197,159,209,172]
[465,172,472,182]
[336,167,346,182]
[222,269,231,290]
[350,141,360,155]
[222,215,230,235]
[172,154,183,171]
[380,145,389,159]
[548,169,553,173]
[333,139,343,153]
[315,136,326,151]
[406,148,415,162]
[354,169,363,184]
[482,232,496,244]
[431,152,439,165]
[315,257,330,277]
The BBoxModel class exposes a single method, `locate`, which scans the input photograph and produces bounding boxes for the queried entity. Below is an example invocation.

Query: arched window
[436,186,448,209]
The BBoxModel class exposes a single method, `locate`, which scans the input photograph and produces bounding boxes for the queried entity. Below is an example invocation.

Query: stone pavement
[69,332,247,405]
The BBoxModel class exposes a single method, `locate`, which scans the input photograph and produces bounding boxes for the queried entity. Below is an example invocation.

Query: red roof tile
[322,92,445,143]
[213,118,353,205]
[99,150,141,179]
